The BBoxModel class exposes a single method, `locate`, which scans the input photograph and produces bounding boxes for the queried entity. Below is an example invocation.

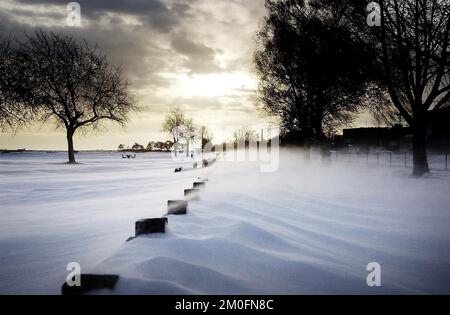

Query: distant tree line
[117,140,174,152]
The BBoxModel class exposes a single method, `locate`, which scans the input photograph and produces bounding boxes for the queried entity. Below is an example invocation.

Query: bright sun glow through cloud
[174,72,257,98]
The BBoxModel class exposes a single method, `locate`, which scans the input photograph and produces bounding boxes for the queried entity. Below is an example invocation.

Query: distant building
[428,107,450,151]
[343,125,411,151]
[343,107,450,151]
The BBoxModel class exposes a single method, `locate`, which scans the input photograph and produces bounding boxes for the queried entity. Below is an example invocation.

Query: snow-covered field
[0,151,208,294]
[1,150,450,294]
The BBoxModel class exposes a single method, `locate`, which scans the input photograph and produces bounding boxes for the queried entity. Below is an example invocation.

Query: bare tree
[181,118,198,157]
[254,0,373,146]
[161,108,186,157]
[0,37,30,131]
[233,127,258,144]
[375,0,450,176]
[15,31,137,163]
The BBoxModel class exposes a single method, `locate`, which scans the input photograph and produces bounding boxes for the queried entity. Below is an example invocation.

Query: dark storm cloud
[1,0,267,121]
[1,0,227,77]
[0,0,184,90]
[0,10,169,88]
[16,0,176,15]
[2,0,266,78]
[0,0,271,149]
[14,0,191,32]
[171,34,214,57]
[170,34,222,74]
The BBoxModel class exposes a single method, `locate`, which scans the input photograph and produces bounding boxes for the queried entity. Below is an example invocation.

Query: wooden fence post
[184,188,200,201]
[135,218,168,236]
[167,200,188,215]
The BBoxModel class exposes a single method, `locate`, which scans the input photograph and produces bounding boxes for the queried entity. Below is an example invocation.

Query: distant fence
[324,150,449,172]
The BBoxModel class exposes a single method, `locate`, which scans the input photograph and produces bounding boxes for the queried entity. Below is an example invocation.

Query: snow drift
[0,150,449,294]
[94,150,450,294]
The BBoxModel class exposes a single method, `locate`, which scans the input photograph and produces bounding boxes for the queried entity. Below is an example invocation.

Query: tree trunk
[412,124,429,176]
[173,137,177,157]
[66,128,76,164]
[304,137,311,161]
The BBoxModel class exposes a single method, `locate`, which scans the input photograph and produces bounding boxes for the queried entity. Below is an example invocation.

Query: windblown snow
[0,150,449,294]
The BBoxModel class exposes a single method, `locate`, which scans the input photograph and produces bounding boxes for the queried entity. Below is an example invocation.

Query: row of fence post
[330,151,448,171]
[62,158,217,295]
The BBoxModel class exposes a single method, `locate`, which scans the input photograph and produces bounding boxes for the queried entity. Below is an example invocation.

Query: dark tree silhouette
[0,37,30,131]
[254,0,374,145]
[374,0,450,176]
[15,31,137,163]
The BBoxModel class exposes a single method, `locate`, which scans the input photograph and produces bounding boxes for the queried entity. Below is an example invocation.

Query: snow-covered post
[167,200,188,215]
[135,218,168,236]
[184,188,200,201]
[404,152,407,168]
[193,181,206,189]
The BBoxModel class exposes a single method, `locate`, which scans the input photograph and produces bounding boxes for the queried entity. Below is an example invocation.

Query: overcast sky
[0,0,272,150]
